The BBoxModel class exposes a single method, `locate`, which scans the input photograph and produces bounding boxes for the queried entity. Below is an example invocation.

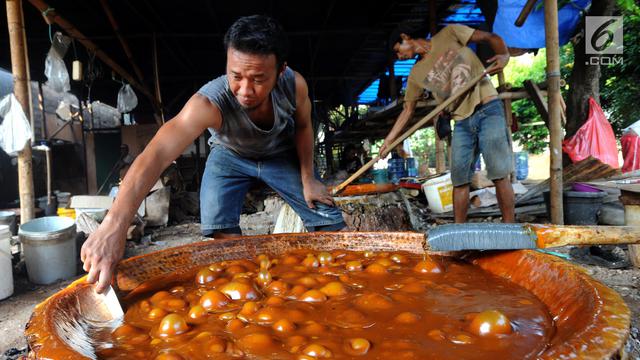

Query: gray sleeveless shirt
[197,67,297,159]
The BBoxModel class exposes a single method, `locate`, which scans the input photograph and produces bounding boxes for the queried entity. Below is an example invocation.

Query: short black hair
[224,15,289,69]
[389,25,428,51]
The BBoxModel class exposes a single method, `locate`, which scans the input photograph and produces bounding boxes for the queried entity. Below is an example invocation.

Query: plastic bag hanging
[117,84,138,113]
[562,97,619,169]
[0,94,33,155]
[44,32,71,93]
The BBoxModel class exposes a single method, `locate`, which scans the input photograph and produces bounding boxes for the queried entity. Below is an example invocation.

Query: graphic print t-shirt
[403,25,498,121]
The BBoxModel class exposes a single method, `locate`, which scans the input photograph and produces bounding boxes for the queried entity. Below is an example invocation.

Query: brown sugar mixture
[97,250,553,359]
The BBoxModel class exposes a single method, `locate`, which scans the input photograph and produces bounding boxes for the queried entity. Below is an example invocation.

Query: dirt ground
[1,224,639,359]
[581,262,640,358]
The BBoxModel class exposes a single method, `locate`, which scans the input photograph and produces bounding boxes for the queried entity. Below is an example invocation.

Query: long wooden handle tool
[331,66,495,195]
[426,223,640,251]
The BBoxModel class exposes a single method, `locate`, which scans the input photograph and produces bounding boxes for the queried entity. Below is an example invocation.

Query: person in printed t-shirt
[380,25,515,224]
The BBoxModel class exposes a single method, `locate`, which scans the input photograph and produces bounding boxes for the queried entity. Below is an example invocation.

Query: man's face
[394,40,415,60]
[226,48,280,110]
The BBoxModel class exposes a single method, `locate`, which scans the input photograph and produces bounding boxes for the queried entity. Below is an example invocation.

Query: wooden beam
[497,72,513,126]
[152,33,165,124]
[27,0,161,123]
[544,0,564,224]
[99,0,145,85]
[523,79,550,127]
[7,0,35,223]
[515,0,538,27]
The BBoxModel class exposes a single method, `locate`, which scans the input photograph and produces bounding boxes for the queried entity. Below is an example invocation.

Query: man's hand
[486,53,510,74]
[80,219,127,294]
[302,178,335,209]
[379,135,394,158]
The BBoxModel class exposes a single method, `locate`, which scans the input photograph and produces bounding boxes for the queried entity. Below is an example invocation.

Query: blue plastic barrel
[406,157,418,177]
[387,158,406,184]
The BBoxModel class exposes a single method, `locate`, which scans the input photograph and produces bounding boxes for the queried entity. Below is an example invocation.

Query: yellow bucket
[56,208,76,219]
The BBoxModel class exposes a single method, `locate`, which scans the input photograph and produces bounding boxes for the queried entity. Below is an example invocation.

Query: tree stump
[335,192,413,231]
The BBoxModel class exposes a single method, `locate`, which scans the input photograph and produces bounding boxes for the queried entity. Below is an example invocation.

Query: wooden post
[430,0,446,173]
[498,72,515,181]
[619,191,640,268]
[544,0,564,224]
[7,0,35,223]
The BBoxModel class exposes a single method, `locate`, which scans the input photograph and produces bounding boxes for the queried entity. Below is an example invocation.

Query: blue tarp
[493,0,590,48]
[0,68,13,100]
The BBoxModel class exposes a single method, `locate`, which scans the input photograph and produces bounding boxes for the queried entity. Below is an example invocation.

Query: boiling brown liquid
[98,250,553,359]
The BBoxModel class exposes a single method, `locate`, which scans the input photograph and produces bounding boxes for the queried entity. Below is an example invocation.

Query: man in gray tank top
[80,15,346,294]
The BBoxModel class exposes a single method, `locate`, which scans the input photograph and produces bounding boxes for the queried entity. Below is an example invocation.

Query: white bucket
[422,173,454,213]
[0,225,13,300]
[0,210,17,235]
[19,216,77,285]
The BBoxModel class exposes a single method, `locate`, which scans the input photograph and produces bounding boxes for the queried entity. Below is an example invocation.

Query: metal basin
[25,232,630,359]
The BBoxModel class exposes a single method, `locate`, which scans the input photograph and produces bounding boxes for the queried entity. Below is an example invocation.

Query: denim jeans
[451,99,513,187]
[200,146,346,235]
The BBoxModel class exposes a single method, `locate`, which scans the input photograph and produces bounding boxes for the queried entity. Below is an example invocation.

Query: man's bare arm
[81,94,221,293]
[469,30,510,73]
[293,70,334,208]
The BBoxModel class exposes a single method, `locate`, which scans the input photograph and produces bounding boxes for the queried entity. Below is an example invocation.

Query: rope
[42,7,55,43]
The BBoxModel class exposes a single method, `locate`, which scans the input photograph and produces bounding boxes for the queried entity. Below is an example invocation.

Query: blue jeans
[200,146,346,235]
[451,99,513,187]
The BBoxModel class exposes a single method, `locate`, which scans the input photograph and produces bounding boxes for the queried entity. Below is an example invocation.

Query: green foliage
[409,128,440,167]
[501,46,574,155]
[600,0,640,133]
[511,99,549,154]
[503,50,548,154]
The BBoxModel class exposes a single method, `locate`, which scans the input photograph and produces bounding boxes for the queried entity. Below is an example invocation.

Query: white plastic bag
[117,84,138,113]
[0,94,32,155]
[44,32,71,93]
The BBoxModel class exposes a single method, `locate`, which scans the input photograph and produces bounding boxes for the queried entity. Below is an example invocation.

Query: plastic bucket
[0,210,17,235]
[56,192,71,208]
[37,196,58,216]
[543,190,607,225]
[75,208,107,222]
[422,173,454,213]
[0,225,13,300]
[372,169,389,184]
[19,216,77,284]
[57,207,76,219]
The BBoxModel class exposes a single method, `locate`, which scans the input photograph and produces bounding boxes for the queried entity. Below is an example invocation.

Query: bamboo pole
[332,69,490,195]
[20,2,35,144]
[429,0,446,174]
[544,0,564,224]
[26,0,162,124]
[7,0,35,223]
